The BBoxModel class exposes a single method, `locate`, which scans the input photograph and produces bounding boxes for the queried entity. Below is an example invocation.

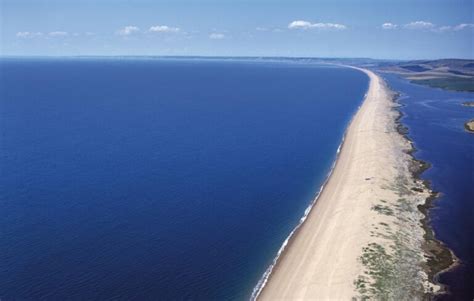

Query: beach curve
[254,67,435,300]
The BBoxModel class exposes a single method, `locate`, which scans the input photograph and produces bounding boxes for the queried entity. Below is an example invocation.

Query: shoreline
[254,67,440,300]
[250,89,358,300]
[391,88,457,297]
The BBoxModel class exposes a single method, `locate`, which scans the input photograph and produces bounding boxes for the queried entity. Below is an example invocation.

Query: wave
[249,100,364,300]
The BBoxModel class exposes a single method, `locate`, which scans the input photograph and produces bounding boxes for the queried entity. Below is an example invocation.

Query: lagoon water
[0,59,368,300]
[384,74,474,301]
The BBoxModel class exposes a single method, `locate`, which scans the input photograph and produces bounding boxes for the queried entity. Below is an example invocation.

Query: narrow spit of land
[256,68,437,300]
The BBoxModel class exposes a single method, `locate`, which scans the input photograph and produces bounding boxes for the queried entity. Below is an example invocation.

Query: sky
[1,0,473,59]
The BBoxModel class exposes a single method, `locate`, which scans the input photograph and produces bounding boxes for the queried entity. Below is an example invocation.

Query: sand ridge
[256,68,432,300]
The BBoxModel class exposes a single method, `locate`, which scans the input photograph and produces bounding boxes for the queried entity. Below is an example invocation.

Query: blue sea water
[383,74,474,301]
[0,58,368,300]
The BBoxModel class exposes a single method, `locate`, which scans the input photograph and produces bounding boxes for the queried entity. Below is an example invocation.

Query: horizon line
[1,55,473,61]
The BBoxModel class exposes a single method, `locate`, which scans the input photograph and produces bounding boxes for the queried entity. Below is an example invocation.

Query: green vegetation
[394,198,415,213]
[371,204,394,216]
[384,175,413,197]
[377,59,474,92]
[411,78,474,92]
[355,194,425,300]
[355,242,395,300]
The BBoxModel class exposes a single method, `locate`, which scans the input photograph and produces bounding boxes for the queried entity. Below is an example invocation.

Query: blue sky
[1,0,473,59]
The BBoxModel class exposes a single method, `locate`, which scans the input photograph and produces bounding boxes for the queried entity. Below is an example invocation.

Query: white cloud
[437,26,452,32]
[49,31,68,37]
[288,20,312,29]
[149,25,180,33]
[116,26,140,36]
[16,31,43,38]
[256,26,284,33]
[209,33,225,39]
[434,23,474,33]
[453,23,474,31]
[381,23,398,30]
[380,21,473,33]
[288,20,346,30]
[404,21,435,30]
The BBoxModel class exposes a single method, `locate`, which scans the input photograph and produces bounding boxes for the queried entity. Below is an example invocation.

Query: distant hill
[375,59,474,92]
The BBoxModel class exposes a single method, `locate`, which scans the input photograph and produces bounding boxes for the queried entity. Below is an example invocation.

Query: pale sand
[257,67,431,300]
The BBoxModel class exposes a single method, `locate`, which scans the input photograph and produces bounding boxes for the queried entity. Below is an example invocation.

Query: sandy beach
[256,68,434,300]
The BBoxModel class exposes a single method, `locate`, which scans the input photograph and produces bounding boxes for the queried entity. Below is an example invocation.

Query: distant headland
[374,59,474,92]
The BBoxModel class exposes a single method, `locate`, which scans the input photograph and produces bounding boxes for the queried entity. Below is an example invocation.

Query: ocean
[383,73,474,301]
[0,58,368,300]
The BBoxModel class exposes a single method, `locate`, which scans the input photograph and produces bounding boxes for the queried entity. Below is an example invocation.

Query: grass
[371,204,394,216]
[411,77,474,92]
[354,194,425,300]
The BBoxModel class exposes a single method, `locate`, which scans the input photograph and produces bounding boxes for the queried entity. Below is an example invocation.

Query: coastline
[391,87,457,297]
[250,93,353,301]
[254,67,439,300]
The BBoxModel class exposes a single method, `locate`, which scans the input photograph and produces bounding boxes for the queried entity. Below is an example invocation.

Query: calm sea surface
[0,58,368,300]
[384,73,474,301]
